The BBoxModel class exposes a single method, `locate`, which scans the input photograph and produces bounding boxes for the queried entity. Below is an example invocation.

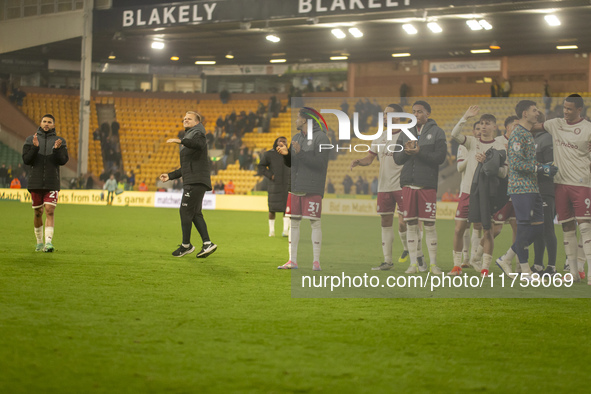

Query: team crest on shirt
[497,214,503,220]
[307,141,313,146]
[513,143,520,151]
[574,128,581,135]
[427,134,432,140]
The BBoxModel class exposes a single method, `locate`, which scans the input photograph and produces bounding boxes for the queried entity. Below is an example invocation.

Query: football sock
[462,228,470,263]
[577,242,585,271]
[182,243,191,248]
[503,247,516,263]
[290,219,301,264]
[269,219,275,234]
[472,245,484,263]
[417,228,424,257]
[311,220,322,263]
[482,253,493,270]
[398,230,408,252]
[578,223,591,272]
[424,224,438,266]
[563,230,578,275]
[34,226,43,244]
[283,217,290,234]
[382,226,394,264]
[453,250,463,267]
[288,226,292,261]
[470,229,482,261]
[45,227,54,245]
[407,223,419,265]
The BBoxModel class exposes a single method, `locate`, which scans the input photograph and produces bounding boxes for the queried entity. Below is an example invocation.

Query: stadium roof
[2,0,591,67]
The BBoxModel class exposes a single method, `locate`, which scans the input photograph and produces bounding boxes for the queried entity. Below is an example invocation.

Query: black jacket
[468,149,508,230]
[22,127,69,191]
[393,119,447,190]
[534,130,554,197]
[168,123,211,190]
[290,124,330,197]
[258,138,291,211]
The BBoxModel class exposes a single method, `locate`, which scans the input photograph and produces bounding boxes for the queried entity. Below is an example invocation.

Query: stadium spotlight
[427,22,442,33]
[170,56,180,61]
[479,20,492,30]
[392,53,411,57]
[225,52,234,59]
[151,41,165,49]
[108,52,116,60]
[402,24,417,35]
[489,41,501,50]
[556,45,577,50]
[270,59,286,63]
[195,60,216,64]
[331,29,346,39]
[348,27,363,38]
[545,15,561,26]
[470,49,491,54]
[466,20,482,30]
[266,34,280,43]
[330,56,348,60]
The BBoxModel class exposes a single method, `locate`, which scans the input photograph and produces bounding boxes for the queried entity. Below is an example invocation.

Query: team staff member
[393,100,447,274]
[22,114,69,252]
[160,111,217,258]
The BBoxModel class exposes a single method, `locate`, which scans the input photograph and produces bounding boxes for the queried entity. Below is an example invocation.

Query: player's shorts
[377,190,404,215]
[492,200,515,224]
[30,190,58,208]
[454,192,470,221]
[402,187,437,222]
[554,184,591,223]
[286,192,322,219]
[510,193,544,225]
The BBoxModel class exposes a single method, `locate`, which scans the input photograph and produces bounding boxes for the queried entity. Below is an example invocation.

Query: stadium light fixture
[427,22,442,33]
[466,20,482,30]
[225,52,234,59]
[151,41,165,49]
[392,53,411,57]
[331,29,346,39]
[402,24,417,35]
[108,52,116,60]
[330,56,348,60]
[489,41,501,50]
[470,49,491,54]
[170,56,179,61]
[195,60,216,65]
[556,45,578,50]
[479,20,492,30]
[266,34,280,43]
[545,15,561,26]
[348,27,363,38]
[270,59,286,63]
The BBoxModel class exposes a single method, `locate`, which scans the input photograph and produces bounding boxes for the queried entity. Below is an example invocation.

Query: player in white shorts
[350,103,426,272]
[535,94,591,283]
[449,106,508,276]
[455,120,483,269]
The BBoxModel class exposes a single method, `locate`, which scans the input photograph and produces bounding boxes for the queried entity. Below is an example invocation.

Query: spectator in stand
[340,100,349,116]
[103,174,117,205]
[206,130,215,149]
[441,188,455,202]
[501,78,511,97]
[214,180,225,193]
[0,164,8,188]
[220,89,230,104]
[343,174,353,194]
[128,170,135,190]
[85,173,94,189]
[400,82,409,106]
[326,179,335,194]
[371,177,378,196]
[238,146,250,170]
[355,176,365,195]
[224,180,235,195]
[138,180,148,191]
[10,176,21,189]
[172,179,183,191]
[111,119,120,137]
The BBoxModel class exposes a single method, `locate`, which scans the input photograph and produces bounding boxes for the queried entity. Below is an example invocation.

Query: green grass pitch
[0,202,590,393]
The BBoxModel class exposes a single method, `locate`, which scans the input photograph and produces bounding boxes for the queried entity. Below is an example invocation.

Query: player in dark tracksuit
[532,129,557,275]
[160,111,217,258]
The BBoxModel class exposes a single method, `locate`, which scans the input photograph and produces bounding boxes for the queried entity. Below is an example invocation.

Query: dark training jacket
[534,130,555,197]
[289,124,330,197]
[168,123,212,190]
[259,138,291,212]
[22,127,69,191]
[468,148,508,230]
[393,118,447,190]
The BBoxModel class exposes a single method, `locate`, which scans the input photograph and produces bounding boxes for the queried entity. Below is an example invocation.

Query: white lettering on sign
[298,0,409,13]
[121,3,218,28]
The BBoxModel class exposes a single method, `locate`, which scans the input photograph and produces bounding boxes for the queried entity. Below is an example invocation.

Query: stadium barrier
[0,188,457,219]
